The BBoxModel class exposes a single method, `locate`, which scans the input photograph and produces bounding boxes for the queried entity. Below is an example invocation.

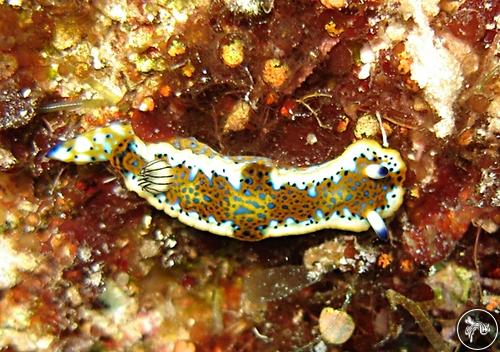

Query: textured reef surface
[0,0,498,351]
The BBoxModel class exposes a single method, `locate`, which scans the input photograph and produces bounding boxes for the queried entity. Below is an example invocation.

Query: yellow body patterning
[47,123,406,241]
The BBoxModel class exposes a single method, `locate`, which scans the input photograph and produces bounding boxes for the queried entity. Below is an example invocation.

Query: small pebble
[139,97,155,112]
[306,133,318,145]
[319,307,355,345]
[357,63,371,80]
[360,44,375,64]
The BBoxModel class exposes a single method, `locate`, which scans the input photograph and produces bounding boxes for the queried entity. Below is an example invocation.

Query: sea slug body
[47,123,406,241]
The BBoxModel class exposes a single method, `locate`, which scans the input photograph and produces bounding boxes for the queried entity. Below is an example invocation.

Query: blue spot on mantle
[234,206,253,215]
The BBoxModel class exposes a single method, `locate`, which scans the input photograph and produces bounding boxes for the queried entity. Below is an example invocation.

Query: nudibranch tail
[46,123,134,165]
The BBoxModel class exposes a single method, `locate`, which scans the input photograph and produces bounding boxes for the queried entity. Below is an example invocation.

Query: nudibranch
[47,123,406,241]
